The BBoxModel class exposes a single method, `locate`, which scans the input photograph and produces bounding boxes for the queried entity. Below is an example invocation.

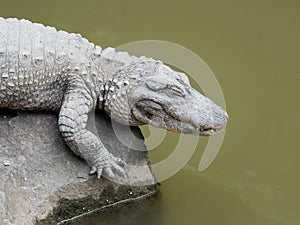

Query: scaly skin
[0,17,228,179]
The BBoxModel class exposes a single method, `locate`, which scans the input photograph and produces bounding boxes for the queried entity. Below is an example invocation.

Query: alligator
[0,17,229,179]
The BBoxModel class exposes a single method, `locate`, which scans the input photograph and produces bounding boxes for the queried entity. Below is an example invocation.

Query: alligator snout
[185,89,229,135]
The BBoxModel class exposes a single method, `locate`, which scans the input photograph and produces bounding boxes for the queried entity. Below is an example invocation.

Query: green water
[1,0,299,224]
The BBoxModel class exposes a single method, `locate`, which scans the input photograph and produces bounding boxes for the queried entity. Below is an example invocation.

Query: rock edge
[0,110,157,225]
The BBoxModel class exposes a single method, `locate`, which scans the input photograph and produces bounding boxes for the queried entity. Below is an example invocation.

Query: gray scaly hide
[0,18,228,179]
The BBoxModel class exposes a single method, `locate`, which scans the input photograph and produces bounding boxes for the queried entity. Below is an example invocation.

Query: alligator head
[105,59,229,136]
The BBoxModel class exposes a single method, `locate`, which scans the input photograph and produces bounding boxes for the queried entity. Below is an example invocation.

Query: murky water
[1,1,299,224]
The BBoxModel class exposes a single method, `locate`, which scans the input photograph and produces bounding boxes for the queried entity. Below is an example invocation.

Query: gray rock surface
[0,109,157,225]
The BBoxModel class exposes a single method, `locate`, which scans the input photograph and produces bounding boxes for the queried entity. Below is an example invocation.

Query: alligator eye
[168,85,185,97]
[176,72,190,86]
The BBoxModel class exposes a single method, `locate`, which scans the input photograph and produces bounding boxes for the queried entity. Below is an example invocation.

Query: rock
[0,109,157,225]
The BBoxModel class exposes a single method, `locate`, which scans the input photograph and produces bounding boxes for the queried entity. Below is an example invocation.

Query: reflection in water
[68,194,163,225]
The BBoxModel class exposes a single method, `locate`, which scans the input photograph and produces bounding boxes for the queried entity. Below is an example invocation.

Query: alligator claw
[104,168,115,179]
[90,155,126,179]
[89,166,97,175]
[112,164,127,178]
[97,168,103,179]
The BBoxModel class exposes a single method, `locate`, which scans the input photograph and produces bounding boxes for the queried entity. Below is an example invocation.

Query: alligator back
[0,17,96,111]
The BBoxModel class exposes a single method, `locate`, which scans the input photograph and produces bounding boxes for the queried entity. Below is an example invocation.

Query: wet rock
[0,110,157,225]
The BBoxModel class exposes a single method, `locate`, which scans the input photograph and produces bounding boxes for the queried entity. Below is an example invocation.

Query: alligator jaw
[131,99,228,136]
[195,126,225,136]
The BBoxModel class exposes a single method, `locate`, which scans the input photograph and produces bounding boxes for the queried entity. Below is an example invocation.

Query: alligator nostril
[212,107,229,126]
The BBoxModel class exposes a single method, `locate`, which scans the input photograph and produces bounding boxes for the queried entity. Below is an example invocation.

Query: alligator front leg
[58,89,126,179]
